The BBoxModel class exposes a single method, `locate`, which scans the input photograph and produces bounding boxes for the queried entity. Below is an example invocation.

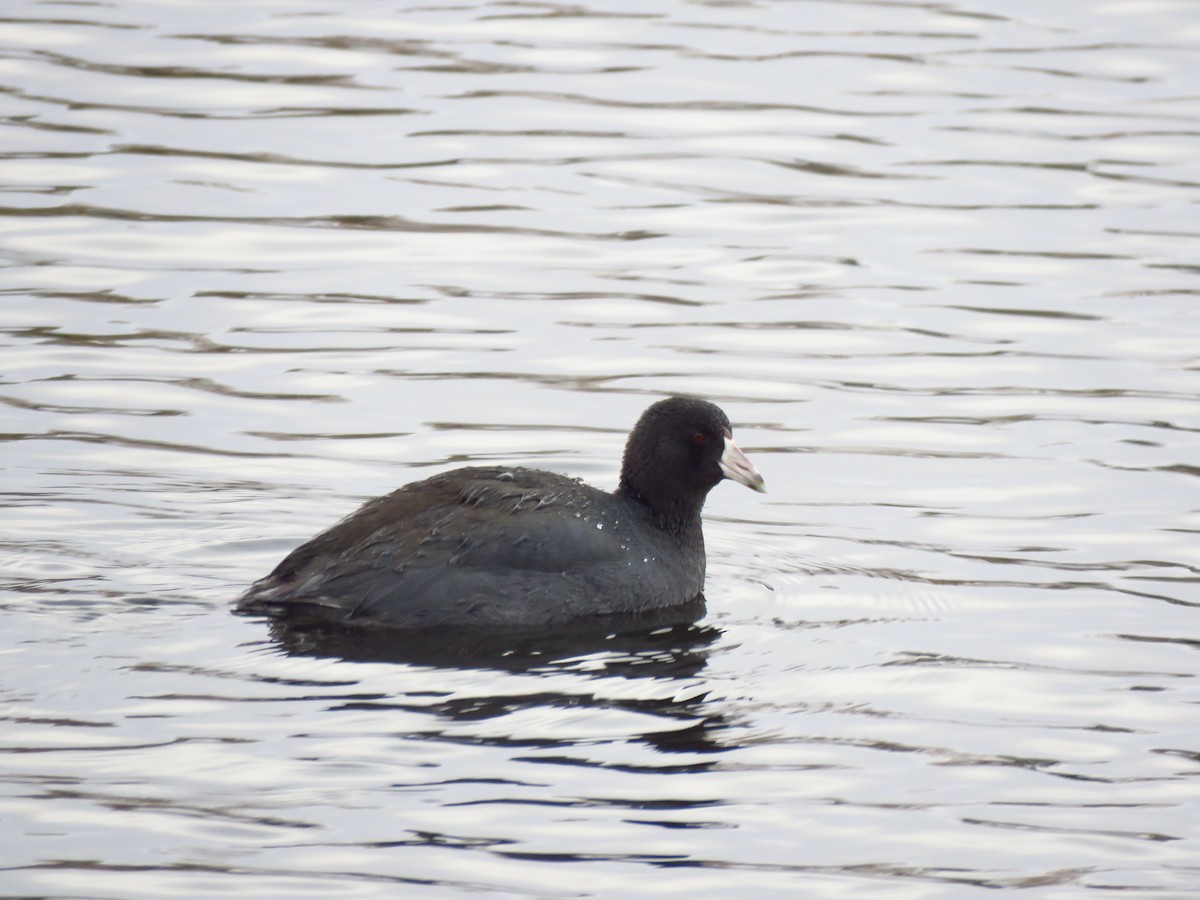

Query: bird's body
[237,398,764,629]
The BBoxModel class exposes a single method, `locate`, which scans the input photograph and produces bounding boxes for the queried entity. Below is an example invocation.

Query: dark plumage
[236,397,765,629]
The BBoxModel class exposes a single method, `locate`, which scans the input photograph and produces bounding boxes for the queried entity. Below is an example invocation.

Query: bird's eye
[691,432,707,444]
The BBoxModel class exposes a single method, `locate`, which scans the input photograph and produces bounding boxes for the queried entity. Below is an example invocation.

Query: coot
[236,397,765,628]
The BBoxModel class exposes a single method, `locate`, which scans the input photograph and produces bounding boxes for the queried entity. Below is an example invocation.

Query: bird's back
[237,466,705,628]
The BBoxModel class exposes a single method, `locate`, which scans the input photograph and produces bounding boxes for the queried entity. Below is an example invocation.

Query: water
[2,0,1199,896]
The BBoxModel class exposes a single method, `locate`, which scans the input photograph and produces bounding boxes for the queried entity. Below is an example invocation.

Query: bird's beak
[719,435,766,493]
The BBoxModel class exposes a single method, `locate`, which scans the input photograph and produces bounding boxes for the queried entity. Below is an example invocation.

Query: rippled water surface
[3,1,1199,897]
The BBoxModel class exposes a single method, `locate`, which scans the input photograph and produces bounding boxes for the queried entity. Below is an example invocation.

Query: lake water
[2,1,1199,897]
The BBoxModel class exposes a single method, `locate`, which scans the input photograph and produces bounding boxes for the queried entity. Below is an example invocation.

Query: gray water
[2,1,1199,897]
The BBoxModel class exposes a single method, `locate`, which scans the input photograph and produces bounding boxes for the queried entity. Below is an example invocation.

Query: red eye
[691,432,707,444]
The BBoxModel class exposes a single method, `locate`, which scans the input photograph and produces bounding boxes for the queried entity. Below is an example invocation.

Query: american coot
[236,397,765,629]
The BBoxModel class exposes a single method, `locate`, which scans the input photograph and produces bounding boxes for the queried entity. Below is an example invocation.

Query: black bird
[236,397,765,629]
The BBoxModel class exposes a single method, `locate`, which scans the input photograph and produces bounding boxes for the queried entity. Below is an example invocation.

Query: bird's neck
[618,482,705,537]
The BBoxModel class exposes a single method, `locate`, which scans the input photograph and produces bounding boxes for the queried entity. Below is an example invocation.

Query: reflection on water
[253,601,715,673]
[2,0,1199,896]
